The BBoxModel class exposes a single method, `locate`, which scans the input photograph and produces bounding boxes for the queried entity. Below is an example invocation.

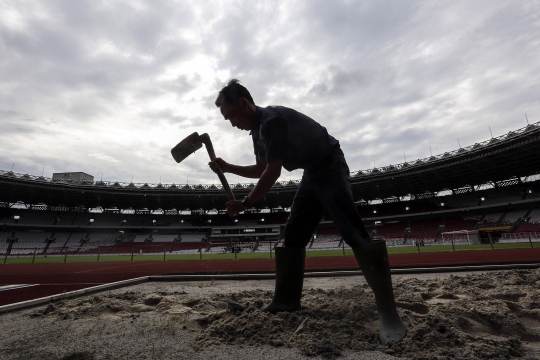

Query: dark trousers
[284,149,373,248]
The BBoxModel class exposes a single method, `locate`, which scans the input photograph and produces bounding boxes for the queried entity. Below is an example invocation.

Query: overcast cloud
[1,0,539,186]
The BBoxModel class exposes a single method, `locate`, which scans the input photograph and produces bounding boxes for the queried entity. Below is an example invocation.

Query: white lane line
[0,284,37,292]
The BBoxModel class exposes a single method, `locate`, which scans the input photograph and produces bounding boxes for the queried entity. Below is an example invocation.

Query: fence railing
[501,232,540,242]
[1,233,538,264]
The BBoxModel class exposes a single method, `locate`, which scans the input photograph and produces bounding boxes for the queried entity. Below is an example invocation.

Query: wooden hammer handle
[199,133,235,201]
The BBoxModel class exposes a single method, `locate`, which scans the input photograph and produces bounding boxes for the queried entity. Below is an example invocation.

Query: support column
[3,236,18,264]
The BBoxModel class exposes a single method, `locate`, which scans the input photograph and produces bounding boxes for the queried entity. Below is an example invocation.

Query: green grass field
[2,242,537,265]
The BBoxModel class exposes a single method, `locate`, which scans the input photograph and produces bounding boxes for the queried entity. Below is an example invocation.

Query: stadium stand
[181,234,206,242]
[516,209,540,233]
[316,227,339,235]
[1,121,540,255]
[481,212,505,227]
[502,210,528,225]
[373,222,408,238]
[444,218,477,232]
[445,192,480,208]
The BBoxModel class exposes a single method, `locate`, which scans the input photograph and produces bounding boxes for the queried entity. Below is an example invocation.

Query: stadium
[1,120,540,258]
[2,120,540,359]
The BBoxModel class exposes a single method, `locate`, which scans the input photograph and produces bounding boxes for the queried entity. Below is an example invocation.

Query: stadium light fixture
[13,215,20,220]
[89,219,94,223]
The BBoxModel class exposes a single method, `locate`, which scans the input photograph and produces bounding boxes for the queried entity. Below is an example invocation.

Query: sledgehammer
[171,132,235,201]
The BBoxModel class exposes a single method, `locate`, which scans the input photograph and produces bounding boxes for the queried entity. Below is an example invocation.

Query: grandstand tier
[1,121,539,211]
[2,121,540,257]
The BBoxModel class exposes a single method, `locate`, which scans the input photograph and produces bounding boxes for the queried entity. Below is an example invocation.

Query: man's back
[253,105,339,172]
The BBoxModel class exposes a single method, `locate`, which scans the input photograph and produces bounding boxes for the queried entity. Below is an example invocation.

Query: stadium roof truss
[1,121,540,211]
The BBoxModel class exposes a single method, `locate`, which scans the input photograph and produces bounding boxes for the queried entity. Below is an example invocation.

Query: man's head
[215,79,257,131]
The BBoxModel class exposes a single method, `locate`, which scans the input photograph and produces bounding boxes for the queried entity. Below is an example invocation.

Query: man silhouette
[209,79,406,344]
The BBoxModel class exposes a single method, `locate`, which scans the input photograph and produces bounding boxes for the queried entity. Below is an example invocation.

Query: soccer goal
[441,230,480,246]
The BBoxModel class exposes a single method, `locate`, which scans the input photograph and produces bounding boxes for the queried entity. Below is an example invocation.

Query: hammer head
[171,132,203,163]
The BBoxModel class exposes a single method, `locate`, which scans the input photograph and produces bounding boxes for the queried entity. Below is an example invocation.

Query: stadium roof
[1,121,539,211]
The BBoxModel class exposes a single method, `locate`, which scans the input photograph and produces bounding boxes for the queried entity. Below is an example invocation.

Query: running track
[2,248,540,307]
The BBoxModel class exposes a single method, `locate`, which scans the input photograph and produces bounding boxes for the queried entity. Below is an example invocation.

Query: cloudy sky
[1,0,539,186]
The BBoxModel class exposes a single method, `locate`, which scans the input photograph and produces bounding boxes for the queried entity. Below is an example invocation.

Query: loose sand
[1,269,540,360]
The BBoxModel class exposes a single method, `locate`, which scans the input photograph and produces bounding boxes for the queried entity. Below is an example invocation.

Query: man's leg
[313,157,407,344]
[311,157,370,247]
[262,181,323,314]
[284,183,325,248]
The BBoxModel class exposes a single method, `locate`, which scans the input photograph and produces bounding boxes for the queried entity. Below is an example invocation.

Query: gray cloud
[1,0,539,188]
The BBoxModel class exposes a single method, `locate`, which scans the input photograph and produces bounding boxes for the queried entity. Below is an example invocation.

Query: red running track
[1,248,540,307]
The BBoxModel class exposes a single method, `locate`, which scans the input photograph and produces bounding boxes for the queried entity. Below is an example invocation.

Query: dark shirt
[251,106,339,172]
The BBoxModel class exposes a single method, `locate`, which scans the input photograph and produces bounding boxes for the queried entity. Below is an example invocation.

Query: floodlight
[260,218,265,222]
[440,202,445,206]
[13,215,20,220]
[373,210,377,214]
[89,219,94,223]
[405,207,410,211]
[480,197,485,201]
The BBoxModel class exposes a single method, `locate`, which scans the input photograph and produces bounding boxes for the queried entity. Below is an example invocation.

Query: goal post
[441,230,480,245]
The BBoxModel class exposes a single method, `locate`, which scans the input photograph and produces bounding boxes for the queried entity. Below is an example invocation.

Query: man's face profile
[220,98,253,131]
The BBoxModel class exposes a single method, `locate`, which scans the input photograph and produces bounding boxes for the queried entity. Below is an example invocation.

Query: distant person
[209,79,406,344]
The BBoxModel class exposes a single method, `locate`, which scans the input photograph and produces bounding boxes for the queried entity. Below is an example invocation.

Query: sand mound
[28,269,540,359]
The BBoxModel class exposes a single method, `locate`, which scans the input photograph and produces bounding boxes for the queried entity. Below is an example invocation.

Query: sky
[1,0,539,186]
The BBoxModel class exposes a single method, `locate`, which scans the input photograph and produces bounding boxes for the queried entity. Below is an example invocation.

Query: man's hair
[214,79,255,107]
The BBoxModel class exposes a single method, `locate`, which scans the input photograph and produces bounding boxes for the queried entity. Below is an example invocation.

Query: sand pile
[23,269,540,359]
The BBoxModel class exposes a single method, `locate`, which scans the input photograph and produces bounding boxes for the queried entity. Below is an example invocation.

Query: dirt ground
[1,269,540,360]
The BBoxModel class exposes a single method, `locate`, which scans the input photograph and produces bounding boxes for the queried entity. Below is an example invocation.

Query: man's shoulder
[259,105,300,121]
[260,105,286,116]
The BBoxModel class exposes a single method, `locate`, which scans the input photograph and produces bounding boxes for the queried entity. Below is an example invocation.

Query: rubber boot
[261,247,305,314]
[352,240,407,344]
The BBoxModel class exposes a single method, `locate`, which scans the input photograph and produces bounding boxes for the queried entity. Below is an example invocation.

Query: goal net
[441,230,479,245]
